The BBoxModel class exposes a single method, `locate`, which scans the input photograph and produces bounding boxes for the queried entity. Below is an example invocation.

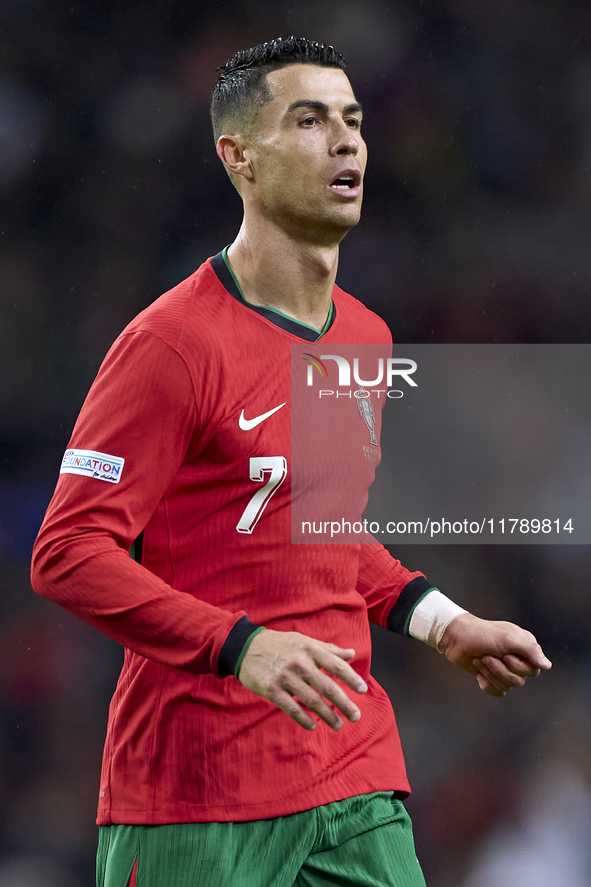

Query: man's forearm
[31,531,246,675]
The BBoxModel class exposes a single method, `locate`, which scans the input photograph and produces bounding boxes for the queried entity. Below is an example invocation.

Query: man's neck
[227,221,340,333]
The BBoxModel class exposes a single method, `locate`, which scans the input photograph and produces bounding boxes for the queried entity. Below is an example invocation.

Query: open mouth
[331,175,355,190]
[329,170,361,194]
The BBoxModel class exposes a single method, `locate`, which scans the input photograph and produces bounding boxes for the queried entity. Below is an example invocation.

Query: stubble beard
[263,195,363,248]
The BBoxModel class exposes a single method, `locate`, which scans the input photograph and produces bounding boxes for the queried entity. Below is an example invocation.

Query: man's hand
[237,629,368,731]
[439,613,552,697]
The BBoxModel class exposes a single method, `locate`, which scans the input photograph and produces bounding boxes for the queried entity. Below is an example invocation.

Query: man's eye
[301,116,318,126]
[346,118,361,129]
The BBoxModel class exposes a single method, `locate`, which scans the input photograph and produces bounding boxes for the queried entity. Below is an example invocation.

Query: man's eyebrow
[286,100,363,116]
[343,102,363,116]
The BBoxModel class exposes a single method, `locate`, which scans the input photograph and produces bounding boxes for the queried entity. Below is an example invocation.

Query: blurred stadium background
[2,1,591,885]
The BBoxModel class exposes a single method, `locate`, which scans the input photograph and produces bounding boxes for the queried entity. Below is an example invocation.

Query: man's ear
[216,134,254,183]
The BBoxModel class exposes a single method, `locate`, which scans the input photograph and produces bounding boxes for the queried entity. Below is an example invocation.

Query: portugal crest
[356,388,378,446]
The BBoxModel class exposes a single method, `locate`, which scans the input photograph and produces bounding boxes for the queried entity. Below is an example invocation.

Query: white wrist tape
[408,590,468,649]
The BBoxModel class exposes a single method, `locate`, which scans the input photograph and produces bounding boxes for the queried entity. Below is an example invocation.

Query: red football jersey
[32,253,429,824]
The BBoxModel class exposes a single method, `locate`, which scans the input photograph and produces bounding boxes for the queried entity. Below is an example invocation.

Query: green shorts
[97,791,426,887]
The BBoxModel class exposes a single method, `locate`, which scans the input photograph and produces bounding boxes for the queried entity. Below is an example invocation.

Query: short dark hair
[211,36,347,141]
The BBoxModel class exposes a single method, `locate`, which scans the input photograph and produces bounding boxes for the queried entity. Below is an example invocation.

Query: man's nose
[331,122,360,156]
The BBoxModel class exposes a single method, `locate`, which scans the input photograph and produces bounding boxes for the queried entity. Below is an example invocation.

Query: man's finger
[501,631,552,671]
[276,672,345,730]
[313,646,368,695]
[476,673,504,697]
[481,655,527,688]
[308,674,361,723]
[289,655,362,723]
[474,656,526,693]
[267,686,317,731]
[502,653,541,678]
[526,649,552,670]
[323,644,357,661]
[474,659,509,694]
[301,694,343,730]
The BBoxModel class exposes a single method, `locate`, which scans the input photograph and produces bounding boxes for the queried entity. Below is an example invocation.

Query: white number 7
[236,456,287,534]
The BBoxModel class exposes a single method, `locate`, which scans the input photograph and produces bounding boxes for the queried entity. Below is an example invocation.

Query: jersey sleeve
[31,330,247,676]
[356,542,438,635]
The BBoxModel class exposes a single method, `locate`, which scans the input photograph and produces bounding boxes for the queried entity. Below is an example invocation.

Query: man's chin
[312,206,363,240]
[274,203,363,246]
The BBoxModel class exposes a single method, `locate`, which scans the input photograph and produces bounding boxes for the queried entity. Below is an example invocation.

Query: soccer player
[31,37,551,887]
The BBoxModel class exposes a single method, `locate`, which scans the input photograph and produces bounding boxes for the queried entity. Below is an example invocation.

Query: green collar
[222,246,334,337]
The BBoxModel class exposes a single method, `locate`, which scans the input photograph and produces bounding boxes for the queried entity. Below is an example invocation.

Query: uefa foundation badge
[60,449,125,484]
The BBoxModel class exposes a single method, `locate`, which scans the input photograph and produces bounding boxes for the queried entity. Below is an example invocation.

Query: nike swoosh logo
[239,403,286,431]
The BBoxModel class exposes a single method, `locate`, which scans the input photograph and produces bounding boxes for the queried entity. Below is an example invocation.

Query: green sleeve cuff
[234,626,267,679]
[386,576,440,636]
[402,587,440,636]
